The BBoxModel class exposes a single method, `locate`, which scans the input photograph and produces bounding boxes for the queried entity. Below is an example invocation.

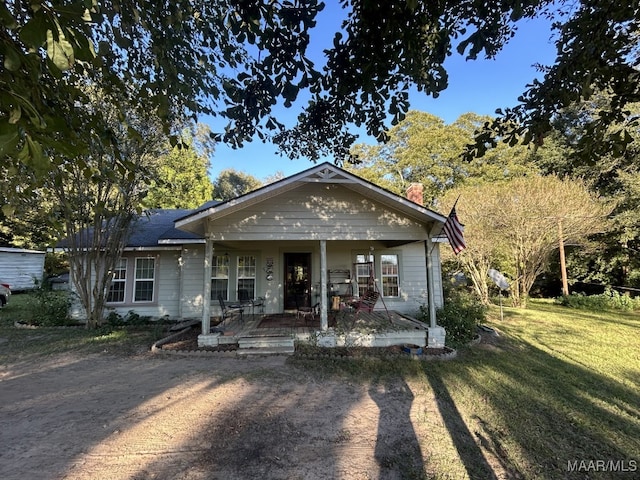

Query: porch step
[238,335,295,354]
[237,346,295,356]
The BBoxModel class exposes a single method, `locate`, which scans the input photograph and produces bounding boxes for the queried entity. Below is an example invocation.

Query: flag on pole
[443,202,466,255]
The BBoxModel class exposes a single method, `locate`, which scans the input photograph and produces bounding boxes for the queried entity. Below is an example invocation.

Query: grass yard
[292,299,640,479]
[1,294,638,479]
[0,293,165,361]
[428,300,639,479]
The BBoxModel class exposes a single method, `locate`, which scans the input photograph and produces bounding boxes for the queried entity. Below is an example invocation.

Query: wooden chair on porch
[350,290,379,314]
[295,294,317,323]
[218,294,244,324]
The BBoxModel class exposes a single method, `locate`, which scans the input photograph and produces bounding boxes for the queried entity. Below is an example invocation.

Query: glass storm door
[283,252,311,310]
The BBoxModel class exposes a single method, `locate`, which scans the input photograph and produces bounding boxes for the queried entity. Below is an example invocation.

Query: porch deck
[204,309,428,351]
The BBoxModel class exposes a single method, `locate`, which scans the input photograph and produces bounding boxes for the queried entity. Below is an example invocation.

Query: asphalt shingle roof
[127,209,203,246]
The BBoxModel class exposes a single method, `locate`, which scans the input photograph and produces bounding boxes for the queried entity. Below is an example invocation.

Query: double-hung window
[107,258,127,303]
[211,255,230,300]
[237,255,256,300]
[380,254,399,297]
[355,254,374,296]
[134,257,155,302]
[354,253,400,297]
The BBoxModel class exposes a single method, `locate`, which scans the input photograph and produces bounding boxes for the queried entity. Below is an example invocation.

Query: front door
[284,252,311,310]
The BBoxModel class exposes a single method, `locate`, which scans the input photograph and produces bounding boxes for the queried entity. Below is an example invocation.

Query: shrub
[419,288,486,347]
[31,289,73,326]
[558,288,640,311]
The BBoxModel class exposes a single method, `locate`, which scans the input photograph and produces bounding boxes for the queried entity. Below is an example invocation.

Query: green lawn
[1,294,638,479]
[425,300,638,478]
[292,299,640,479]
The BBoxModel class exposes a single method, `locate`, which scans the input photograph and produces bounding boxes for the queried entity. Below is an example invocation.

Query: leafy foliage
[470,1,640,161]
[144,132,214,209]
[441,176,611,306]
[30,288,73,326]
[212,169,262,201]
[558,288,640,311]
[347,111,541,206]
[537,98,640,293]
[7,0,634,194]
[420,288,486,348]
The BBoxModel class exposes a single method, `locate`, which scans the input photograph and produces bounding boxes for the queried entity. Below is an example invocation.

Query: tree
[212,169,262,202]
[4,0,638,194]
[470,1,640,161]
[0,172,61,249]
[347,111,541,206]
[144,133,214,210]
[52,94,165,329]
[536,98,640,292]
[441,176,611,306]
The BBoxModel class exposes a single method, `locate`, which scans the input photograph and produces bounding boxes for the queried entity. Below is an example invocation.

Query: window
[381,254,399,297]
[211,254,229,300]
[134,257,155,302]
[237,255,256,300]
[107,258,127,303]
[355,254,374,296]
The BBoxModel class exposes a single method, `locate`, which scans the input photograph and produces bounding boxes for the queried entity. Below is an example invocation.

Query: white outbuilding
[0,247,46,290]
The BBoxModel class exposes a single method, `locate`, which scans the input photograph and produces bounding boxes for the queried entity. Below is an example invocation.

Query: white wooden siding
[86,239,439,321]
[207,184,429,242]
[180,246,206,319]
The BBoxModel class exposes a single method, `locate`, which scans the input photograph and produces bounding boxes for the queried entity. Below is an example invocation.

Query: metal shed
[0,247,46,290]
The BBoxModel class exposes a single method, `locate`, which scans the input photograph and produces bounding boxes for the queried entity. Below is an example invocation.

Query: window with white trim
[211,254,229,300]
[107,258,127,303]
[237,255,256,300]
[134,257,155,302]
[380,254,399,297]
[355,254,374,296]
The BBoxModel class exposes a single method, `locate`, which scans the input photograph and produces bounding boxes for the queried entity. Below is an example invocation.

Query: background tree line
[347,102,637,306]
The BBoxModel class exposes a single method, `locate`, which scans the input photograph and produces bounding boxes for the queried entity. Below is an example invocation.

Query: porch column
[202,236,213,334]
[320,239,328,330]
[425,238,437,329]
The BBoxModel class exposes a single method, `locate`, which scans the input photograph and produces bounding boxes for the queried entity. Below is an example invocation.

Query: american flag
[443,205,466,255]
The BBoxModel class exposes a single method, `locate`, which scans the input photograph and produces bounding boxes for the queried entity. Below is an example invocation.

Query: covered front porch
[171,163,447,349]
[197,309,429,354]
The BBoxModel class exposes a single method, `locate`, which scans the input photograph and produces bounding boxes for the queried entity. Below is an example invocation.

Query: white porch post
[320,239,328,331]
[425,235,446,347]
[202,236,213,334]
[425,238,437,329]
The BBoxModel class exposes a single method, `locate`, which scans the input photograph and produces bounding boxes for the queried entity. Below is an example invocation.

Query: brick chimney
[406,183,424,206]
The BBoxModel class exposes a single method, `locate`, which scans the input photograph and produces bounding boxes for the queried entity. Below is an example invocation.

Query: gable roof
[57,164,447,249]
[175,162,446,236]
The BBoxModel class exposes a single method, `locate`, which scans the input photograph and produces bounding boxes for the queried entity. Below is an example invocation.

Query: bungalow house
[73,163,449,348]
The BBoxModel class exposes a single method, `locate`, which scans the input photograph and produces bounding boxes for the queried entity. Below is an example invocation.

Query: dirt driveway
[0,351,455,480]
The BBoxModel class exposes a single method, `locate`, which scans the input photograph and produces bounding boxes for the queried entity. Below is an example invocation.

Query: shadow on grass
[425,370,498,479]
[429,333,640,479]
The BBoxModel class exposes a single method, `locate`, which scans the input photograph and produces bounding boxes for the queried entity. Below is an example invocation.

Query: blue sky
[207,8,559,182]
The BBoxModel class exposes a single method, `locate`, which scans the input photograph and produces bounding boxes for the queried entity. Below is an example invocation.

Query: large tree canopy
[2,0,638,189]
[441,176,611,306]
[346,111,545,206]
[470,0,640,159]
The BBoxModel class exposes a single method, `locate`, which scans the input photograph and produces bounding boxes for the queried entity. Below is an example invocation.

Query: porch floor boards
[213,309,425,345]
